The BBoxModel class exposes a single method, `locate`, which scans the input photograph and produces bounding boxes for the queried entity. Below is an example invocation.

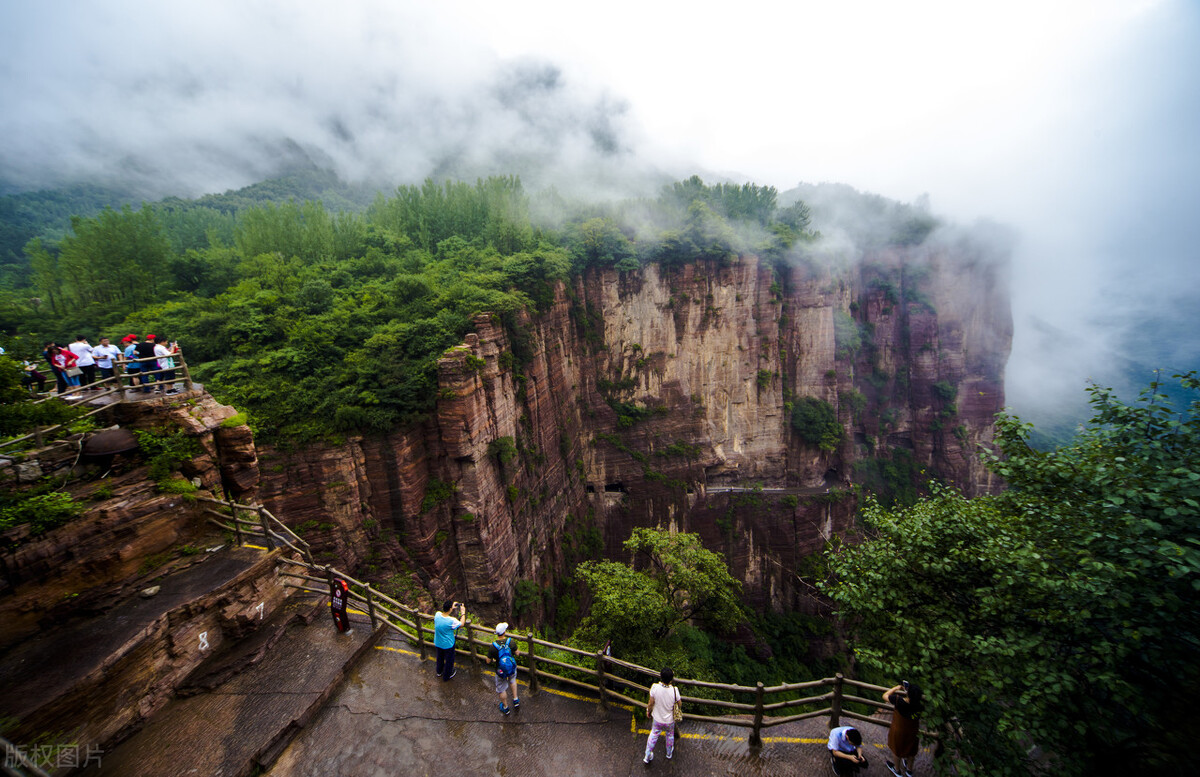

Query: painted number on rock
[256,602,265,620]
[199,631,209,651]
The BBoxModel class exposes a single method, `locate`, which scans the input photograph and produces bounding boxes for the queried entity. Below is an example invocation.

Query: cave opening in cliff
[604,482,626,493]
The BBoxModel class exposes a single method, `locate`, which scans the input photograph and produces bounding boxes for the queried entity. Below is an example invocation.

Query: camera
[901,680,910,691]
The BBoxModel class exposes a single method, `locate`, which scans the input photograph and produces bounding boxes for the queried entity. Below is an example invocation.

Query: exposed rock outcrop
[253,245,1010,621]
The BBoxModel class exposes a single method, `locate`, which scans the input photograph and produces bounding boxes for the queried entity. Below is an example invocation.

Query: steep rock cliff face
[255,243,1011,621]
[0,392,260,651]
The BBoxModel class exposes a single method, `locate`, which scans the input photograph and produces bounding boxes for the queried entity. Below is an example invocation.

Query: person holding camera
[433,600,466,681]
[883,680,924,777]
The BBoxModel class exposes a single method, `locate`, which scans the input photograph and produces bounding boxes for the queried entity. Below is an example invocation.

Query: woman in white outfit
[643,666,680,764]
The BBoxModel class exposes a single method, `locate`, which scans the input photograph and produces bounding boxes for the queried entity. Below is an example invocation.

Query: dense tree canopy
[824,373,1200,777]
[575,528,744,665]
[0,174,820,441]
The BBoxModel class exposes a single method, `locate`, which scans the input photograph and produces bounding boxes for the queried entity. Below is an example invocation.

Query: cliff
[250,240,1011,621]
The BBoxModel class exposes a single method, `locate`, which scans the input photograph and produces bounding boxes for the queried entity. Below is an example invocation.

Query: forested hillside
[1,174,938,441]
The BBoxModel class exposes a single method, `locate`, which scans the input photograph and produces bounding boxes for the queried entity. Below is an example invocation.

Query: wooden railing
[261,543,912,746]
[197,495,315,566]
[0,351,194,451]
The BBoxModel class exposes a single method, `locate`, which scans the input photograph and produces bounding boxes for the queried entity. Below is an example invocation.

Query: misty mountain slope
[0,168,381,285]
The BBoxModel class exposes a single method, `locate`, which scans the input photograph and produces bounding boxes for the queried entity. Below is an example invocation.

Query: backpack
[494,638,516,678]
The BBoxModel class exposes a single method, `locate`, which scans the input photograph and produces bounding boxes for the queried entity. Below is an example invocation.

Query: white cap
[495,622,508,636]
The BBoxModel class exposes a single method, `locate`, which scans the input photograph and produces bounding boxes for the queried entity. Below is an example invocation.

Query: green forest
[0,173,841,440]
[6,171,1191,776]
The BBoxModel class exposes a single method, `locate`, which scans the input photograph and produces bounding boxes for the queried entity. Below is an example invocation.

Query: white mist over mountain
[2,0,1197,428]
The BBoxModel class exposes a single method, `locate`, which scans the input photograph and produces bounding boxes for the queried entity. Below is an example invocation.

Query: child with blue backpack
[487,622,521,715]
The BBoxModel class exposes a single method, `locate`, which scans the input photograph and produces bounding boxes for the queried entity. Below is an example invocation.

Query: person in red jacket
[330,577,352,635]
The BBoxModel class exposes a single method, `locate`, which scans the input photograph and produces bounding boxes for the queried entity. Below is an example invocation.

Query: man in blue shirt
[828,725,868,775]
[433,600,465,681]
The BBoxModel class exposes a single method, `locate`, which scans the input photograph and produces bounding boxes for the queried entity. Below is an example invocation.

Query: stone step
[83,614,384,777]
[0,545,286,751]
[176,593,317,697]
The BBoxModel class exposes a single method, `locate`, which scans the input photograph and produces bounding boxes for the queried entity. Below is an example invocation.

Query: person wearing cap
[883,681,923,777]
[486,622,521,715]
[121,335,147,391]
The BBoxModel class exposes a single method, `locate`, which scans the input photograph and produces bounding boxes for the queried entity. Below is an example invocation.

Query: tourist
[883,681,923,777]
[68,335,96,389]
[121,335,146,391]
[828,726,869,775]
[53,342,81,393]
[92,337,121,382]
[22,361,47,394]
[134,335,158,393]
[42,341,67,394]
[487,623,521,715]
[153,335,175,393]
[330,577,352,635]
[643,666,680,765]
[433,600,466,681]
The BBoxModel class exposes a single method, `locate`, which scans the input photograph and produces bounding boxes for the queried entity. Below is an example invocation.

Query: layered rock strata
[254,245,1011,621]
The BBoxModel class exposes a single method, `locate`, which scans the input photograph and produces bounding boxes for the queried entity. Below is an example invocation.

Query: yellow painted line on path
[627,718,825,744]
[245,544,269,551]
[370,644,926,748]
[373,644,634,711]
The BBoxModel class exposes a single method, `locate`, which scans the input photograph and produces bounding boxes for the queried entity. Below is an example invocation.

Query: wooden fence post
[115,361,127,401]
[415,612,428,661]
[180,352,193,392]
[257,506,273,549]
[829,673,844,728]
[595,650,608,709]
[364,583,377,629]
[750,681,765,747]
[467,621,480,671]
[527,634,540,693]
[231,502,243,547]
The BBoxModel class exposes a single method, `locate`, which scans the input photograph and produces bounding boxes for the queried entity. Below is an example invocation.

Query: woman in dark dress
[883,680,923,777]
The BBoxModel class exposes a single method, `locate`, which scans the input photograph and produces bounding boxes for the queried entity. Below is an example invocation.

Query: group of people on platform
[415,599,927,772]
[18,334,182,398]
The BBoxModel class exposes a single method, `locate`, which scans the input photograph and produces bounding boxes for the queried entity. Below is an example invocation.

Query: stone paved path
[267,628,937,777]
[82,608,377,777]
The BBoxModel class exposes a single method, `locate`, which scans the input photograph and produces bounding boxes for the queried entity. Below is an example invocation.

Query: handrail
[1,350,195,452]
[262,542,929,746]
[201,493,936,745]
[197,496,314,565]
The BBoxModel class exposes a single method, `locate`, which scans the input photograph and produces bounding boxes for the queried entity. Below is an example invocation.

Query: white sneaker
[643,754,652,764]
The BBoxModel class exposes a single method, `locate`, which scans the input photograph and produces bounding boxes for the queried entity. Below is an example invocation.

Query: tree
[790,396,841,451]
[0,355,79,438]
[576,528,743,658]
[824,373,1200,777]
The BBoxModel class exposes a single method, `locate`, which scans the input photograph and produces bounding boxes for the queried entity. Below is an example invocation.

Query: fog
[2,0,1197,429]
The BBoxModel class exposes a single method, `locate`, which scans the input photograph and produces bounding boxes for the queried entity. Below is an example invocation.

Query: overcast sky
[1,0,1197,419]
